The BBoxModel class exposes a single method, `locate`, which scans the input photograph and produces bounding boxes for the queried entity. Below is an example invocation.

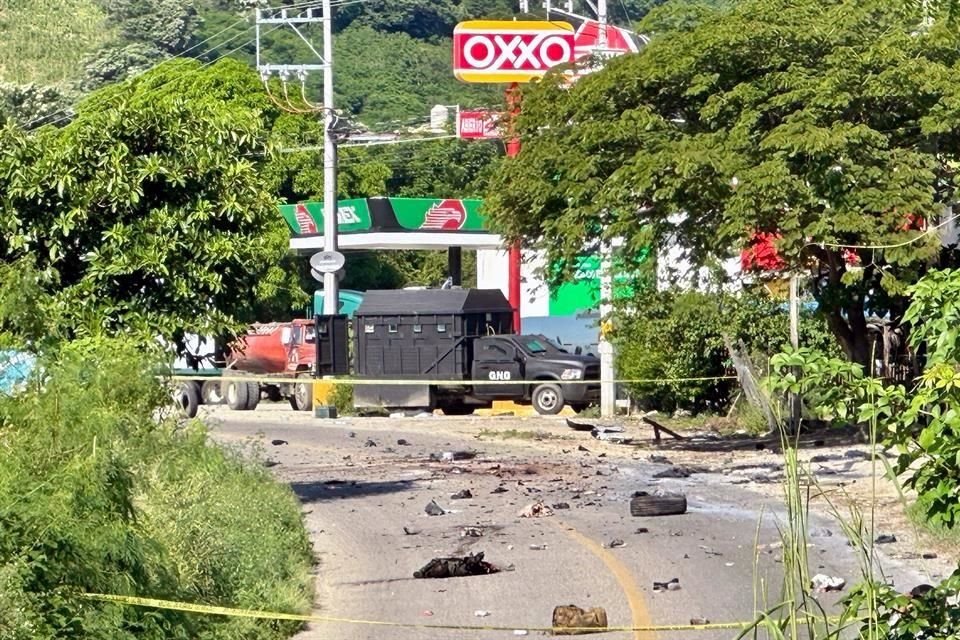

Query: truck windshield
[519,336,561,355]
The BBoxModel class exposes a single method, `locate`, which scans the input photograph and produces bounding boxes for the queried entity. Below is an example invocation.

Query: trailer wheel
[290,382,313,412]
[226,381,249,410]
[532,383,564,415]
[201,380,223,405]
[176,382,200,418]
[244,382,260,410]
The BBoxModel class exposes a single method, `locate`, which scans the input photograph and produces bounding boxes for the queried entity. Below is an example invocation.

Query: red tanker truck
[176,319,318,415]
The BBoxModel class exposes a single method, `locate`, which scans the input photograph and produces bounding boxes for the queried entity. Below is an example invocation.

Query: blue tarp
[0,350,35,394]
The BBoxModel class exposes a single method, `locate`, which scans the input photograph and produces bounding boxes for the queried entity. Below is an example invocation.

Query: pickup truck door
[472,339,525,398]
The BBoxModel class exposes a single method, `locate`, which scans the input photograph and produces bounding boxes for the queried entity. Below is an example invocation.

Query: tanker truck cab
[471,334,600,415]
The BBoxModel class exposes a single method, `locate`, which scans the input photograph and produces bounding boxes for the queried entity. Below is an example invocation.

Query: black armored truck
[351,289,600,415]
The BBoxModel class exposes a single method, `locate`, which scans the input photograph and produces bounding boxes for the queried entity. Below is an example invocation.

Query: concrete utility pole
[256,2,340,316]
[321,0,339,315]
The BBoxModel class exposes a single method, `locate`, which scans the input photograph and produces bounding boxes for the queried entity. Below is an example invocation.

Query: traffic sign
[310,250,346,273]
[453,20,575,83]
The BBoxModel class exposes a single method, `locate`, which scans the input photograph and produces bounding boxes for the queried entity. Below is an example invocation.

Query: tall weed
[0,338,313,639]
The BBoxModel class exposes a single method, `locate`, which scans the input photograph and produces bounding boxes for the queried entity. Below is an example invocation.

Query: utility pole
[321,0,339,315]
[256,2,340,316]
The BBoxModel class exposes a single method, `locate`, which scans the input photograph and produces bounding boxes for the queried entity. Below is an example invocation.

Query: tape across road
[79,593,827,633]
[166,374,738,386]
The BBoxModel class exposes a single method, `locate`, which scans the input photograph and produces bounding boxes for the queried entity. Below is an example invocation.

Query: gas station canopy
[281,197,503,252]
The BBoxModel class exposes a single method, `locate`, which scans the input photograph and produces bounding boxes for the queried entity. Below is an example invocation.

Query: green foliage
[1,59,304,342]
[843,568,960,639]
[329,382,354,416]
[615,288,833,411]
[485,0,960,366]
[0,0,113,86]
[767,269,960,528]
[0,337,312,639]
[0,83,74,128]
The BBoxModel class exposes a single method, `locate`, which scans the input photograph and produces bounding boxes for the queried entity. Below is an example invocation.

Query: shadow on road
[290,479,417,503]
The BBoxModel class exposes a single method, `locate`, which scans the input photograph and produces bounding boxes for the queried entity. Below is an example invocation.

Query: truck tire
[244,382,260,410]
[629,491,688,517]
[176,382,200,419]
[201,380,223,405]
[440,403,474,416]
[289,382,313,412]
[226,381,249,410]
[532,383,564,415]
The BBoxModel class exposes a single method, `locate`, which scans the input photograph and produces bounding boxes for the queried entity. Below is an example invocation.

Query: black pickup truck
[351,289,600,415]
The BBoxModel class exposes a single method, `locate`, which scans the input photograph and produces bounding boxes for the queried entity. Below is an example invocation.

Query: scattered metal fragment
[811,574,846,593]
[271,439,288,446]
[451,489,473,500]
[519,502,554,518]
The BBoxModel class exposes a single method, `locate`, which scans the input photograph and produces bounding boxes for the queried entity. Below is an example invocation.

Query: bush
[614,288,834,413]
[0,338,313,639]
[329,382,355,416]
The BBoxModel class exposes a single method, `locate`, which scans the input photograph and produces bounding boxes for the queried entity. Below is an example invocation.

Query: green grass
[0,0,113,85]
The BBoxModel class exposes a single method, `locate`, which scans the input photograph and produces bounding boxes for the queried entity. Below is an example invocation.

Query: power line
[803,210,960,252]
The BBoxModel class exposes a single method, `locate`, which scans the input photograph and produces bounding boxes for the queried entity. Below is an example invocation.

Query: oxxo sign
[453,20,575,83]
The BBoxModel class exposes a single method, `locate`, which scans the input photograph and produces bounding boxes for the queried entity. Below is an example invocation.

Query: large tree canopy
[485,0,960,366]
[0,59,300,342]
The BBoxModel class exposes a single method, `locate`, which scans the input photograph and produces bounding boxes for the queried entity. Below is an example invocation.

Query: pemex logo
[294,204,318,234]
[420,199,467,230]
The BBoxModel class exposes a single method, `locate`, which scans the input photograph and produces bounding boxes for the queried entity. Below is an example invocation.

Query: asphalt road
[207,406,928,640]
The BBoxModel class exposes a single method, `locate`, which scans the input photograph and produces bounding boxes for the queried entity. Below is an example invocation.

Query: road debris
[653,466,691,479]
[811,574,846,592]
[552,502,570,510]
[529,544,548,551]
[519,501,554,518]
[690,617,710,625]
[592,425,631,444]
[630,491,688,517]
[397,438,410,446]
[566,418,594,432]
[425,500,446,516]
[364,439,377,447]
[432,450,478,462]
[653,578,681,592]
[810,527,833,538]
[577,445,590,452]
[421,610,434,616]
[635,527,649,534]
[492,485,509,494]
[413,552,499,579]
[607,539,626,549]
[875,534,897,544]
[461,526,484,538]
[347,431,356,438]
[451,489,474,500]
[552,605,608,635]
[270,439,287,446]
[403,527,420,535]
[513,631,529,636]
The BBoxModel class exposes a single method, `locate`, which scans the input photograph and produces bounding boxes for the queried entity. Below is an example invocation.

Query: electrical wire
[803,210,960,252]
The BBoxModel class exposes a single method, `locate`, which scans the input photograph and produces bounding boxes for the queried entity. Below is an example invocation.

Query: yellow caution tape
[166,374,738,386]
[79,593,830,633]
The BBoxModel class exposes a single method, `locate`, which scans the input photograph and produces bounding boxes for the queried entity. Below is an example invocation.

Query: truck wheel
[201,380,223,405]
[226,381,249,410]
[440,404,473,416]
[176,382,200,418]
[244,382,261,410]
[290,382,313,412]
[532,383,564,415]
[629,491,688,517]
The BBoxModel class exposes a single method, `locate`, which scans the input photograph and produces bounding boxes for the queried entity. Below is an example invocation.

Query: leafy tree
[98,0,200,54]
[484,0,960,367]
[0,59,301,343]
[0,83,74,128]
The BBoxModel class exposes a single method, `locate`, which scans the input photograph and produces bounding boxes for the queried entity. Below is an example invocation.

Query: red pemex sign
[453,21,575,83]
